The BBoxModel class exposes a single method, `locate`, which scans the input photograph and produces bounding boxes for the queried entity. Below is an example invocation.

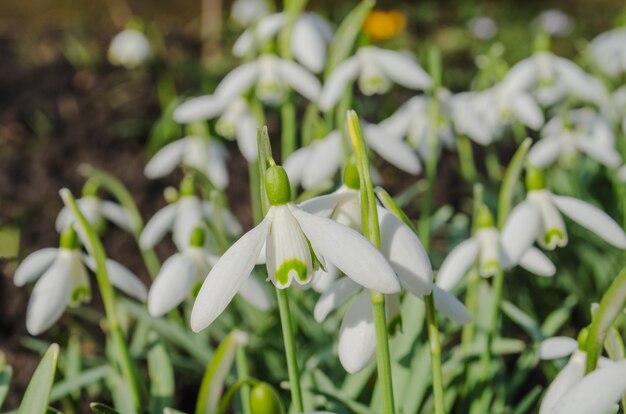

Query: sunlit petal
[435,237,479,291]
[539,337,578,360]
[501,200,542,263]
[318,57,361,111]
[277,59,322,101]
[517,247,556,276]
[372,48,432,90]
[338,291,376,373]
[140,203,178,249]
[314,277,360,322]
[14,248,59,287]
[144,139,188,179]
[432,285,472,325]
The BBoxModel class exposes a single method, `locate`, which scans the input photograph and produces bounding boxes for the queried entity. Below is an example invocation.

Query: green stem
[235,348,253,414]
[425,293,445,414]
[371,291,395,414]
[457,135,478,185]
[276,289,304,411]
[59,189,141,409]
[280,101,297,159]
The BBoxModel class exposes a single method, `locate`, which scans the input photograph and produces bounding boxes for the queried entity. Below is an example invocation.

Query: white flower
[145,136,229,189]
[233,12,334,73]
[436,224,555,292]
[173,97,258,162]
[468,16,497,40]
[528,108,621,169]
[190,166,401,332]
[535,10,573,36]
[55,195,132,233]
[506,170,626,250]
[108,29,151,69]
[319,47,432,112]
[140,195,242,251]
[450,91,498,145]
[14,241,147,335]
[302,184,470,372]
[231,0,269,26]
[148,244,270,317]
[283,124,420,190]
[612,86,626,136]
[212,54,321,105]
[589,28,626,78]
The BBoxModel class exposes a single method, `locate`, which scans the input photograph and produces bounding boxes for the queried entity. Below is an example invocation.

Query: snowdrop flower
[450,91,498,145]
[612,86,626,136]
[140,179,242,251]
[56,195,131,233]
[589,28,626,78]
[468,16,497,40]
[108,29,151,69]
[145,135,229,189]
[528,108,621,169]
[190,165,400,332]
[284,123,420,190]
[173,96,258,161]
[506,166,626,250]
[302,167,470,372]
[535,10,573,36]
[233,12,333,73]
[231,0,269,26]
[212,54,321,105]
[148,227,270,317]
[319,46,432,112]
[538,338,626,414]
[436,205,555,292]
[14,227,147,335]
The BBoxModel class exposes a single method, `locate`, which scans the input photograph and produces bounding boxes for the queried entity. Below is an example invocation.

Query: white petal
[372,48,432,90]
[148,253,197,316]
[435,238,479,291]
[528,138,562,168]
[237,274,272,310]
[206,140,229,189]
[551,359,626,414]
[302,131,344,189]
[517,247,556,276]
[378,206,432,297]
[313,277,360,322]
[215,61,260,100]
[139,203,178,249]
[539,351,586,414]
[290,205,401,294]
[318,56,361,112]
[509,93,544,130]
[298,190,345,217]
[100,201,132,232]
[501,200,542,264]
[201,201,243,236]
[529,190,568,250]
[618,165,626,182]
[364,126,422,174]
[432,285,472,325]
[276,60,321,101]
[311,263,340,292]
[26,253,73,335]
[292,17,326,73]
[576,136,621,168]
[173,196,203,250]
[14,248,59,286]
[191,214,271,332]
[338,291,376,373]
[105,259,148,302]
[145,139,188,179]
[173,95,227,123]
[283,146,312,186]
[552,195,626,249]
[232,29,255,57]
[235,112,259,161]
[539,337,578,360]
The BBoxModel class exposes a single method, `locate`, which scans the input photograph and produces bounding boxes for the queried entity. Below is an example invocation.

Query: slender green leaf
[50,365,110,403]
[90,402,121,414]
[18,343,60,414]
[0,365,12,409]
[148,332,175,414]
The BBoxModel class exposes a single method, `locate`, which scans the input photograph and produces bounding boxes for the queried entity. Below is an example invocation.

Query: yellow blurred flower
[363,10,406,41]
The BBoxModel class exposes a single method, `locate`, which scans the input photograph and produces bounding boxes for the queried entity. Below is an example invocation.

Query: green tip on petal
[250,382,285,414]
[544,228,564,246]
[476,205,495,229]
[180,175,196,196]
[578,327,589,350]
[70,285,91,305]
[265,165,291,206]
[343,156,361,190]
[526,165,546,191]
[59,226,79,249]
[275,259,307,287]
[189,226,205,247]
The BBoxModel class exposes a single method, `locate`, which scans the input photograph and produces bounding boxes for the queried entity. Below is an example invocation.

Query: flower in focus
[140,179,242,251]
[319,46,432,111]
[14,227,147,335]
[190,165,401,332]
[528,108,621,169]
[468,16,497,40]
[588,28,626,78]
[362,10,406,41]
[173,96,258,162]
[436,205,555,292]
[212,54,321,105]
[148,227,270,317]
[56,195,132,234]
[505,166,626,250]
[233,12,334,73]
[230,0,269,26]
[145,135,230,189]
[108,29,151,69]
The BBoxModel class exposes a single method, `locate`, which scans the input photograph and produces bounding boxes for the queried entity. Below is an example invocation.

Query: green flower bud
[265,165,291,206]
[189,226,205,247]
[59,226,79,250]
[250,382,284,414]
[525,165,546,191]
[476,205,495,229]
[179,175,196,196]
[343,156,360,190]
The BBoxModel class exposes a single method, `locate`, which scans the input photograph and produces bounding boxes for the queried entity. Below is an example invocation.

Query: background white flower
[56,195,132,233]
[108,29,151,69]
